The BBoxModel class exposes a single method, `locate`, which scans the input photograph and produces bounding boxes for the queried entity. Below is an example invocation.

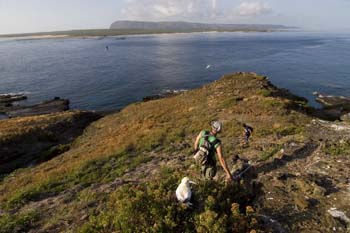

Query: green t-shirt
[199,130,221,149]
[198,130,221,165]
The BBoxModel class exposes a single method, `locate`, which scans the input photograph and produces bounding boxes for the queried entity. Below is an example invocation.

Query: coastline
[0,28,282,41]
[2,74,349,121]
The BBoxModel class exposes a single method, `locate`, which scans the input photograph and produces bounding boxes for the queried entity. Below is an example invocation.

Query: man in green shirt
[194,121,233,181]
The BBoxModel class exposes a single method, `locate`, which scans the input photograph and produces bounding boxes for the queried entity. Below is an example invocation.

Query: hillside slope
[0,73,349,232]
[0,111,100,174]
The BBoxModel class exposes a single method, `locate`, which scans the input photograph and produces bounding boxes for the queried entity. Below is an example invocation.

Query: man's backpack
[193,132,218,165]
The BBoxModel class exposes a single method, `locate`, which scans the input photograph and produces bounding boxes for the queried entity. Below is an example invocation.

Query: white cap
[211,121,222,133]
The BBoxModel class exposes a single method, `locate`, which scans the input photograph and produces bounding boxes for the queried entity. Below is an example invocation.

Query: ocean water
[0,31,349,111]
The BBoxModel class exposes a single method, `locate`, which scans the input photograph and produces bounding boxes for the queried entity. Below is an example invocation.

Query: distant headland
[0,21,291,39]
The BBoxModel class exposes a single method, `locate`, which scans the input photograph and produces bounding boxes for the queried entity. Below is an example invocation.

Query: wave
[303,44,323,49]
[0,91,31,96]
[162,89,188,94]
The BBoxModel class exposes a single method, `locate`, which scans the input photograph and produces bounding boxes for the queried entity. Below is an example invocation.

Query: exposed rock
[328,208,350,225]
[341,113,350,122]
[312,93,350,120]
[0,93,27,104]
[255,214,286,233]
[0,94,71,118]
[80,214,89,221]
[143,89,187,102]
[315,93,350,109]
[6,98,69,118]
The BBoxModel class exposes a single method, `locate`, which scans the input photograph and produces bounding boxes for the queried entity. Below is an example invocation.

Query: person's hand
[225,174,233,183]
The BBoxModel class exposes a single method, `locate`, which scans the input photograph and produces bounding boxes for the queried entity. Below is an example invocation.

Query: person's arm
[194,132,202,151]
[216,145,233,181]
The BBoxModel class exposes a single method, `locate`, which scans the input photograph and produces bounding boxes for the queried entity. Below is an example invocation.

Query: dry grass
[0,111,84,143]
[0,72,312,232]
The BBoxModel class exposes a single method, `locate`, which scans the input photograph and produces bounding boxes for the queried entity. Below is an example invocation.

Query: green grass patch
[220,96,243,108]
[259,145,283,161]
[274,126,304,137]
[324,142,350,156]
[259,89,272,97]
[0,210,39,233]
[256,128,273,137]
[78,170,259,233]
[37,144,70,162]
[5,149,151,209]
[137,128,167,152]
[262,99,284,108]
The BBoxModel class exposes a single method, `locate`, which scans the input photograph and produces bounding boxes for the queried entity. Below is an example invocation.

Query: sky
[0,0,350,34]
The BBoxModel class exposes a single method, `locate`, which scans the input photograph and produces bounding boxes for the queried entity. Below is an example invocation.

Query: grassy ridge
[0,73,311,232]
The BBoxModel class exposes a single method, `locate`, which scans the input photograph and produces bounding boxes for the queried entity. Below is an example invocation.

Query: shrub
[78,172,261,233]
[259,145,283,161]
[6,149,151,209]
[259,89,272,97]
[324,142,350,156]
[0,210,39,233]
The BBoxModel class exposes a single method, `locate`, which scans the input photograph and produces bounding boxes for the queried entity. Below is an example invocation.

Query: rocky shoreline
[313,92,350,121]
[2,88,350,121]
[0,89,189,120]
[0,94,69,118]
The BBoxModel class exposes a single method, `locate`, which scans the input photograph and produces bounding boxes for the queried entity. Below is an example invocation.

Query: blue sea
[0,31,350,111]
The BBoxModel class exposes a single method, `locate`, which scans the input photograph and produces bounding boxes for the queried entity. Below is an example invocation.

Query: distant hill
[0,21,289,39]
[110,20,289,31]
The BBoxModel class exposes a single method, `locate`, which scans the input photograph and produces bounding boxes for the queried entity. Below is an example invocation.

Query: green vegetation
[0,111,100,174]
[6,148,151,209]
[259,89,272,97]
[37,144,70,161]
[262,99,284,108]
[0,210,39,233]
[78,170,259,233]
[0,73,312,232]
[274,126,304,137]
[259,144,283,161]
[324,141,350,156]
[220,96,244,108]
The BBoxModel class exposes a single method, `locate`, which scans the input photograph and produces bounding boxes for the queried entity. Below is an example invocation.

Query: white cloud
[237,1,272,16]
[120,0,223,20]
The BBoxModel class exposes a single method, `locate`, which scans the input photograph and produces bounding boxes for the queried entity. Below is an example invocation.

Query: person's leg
[201,165,217,180]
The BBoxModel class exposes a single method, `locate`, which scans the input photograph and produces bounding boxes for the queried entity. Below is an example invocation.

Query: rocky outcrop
[341,112,350,122]
[0,95,69,118]
[143,89,187,102]
[314,93,350,109]
[7,98,69,118]
[0,94,27,104]
[313,93,350,120]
